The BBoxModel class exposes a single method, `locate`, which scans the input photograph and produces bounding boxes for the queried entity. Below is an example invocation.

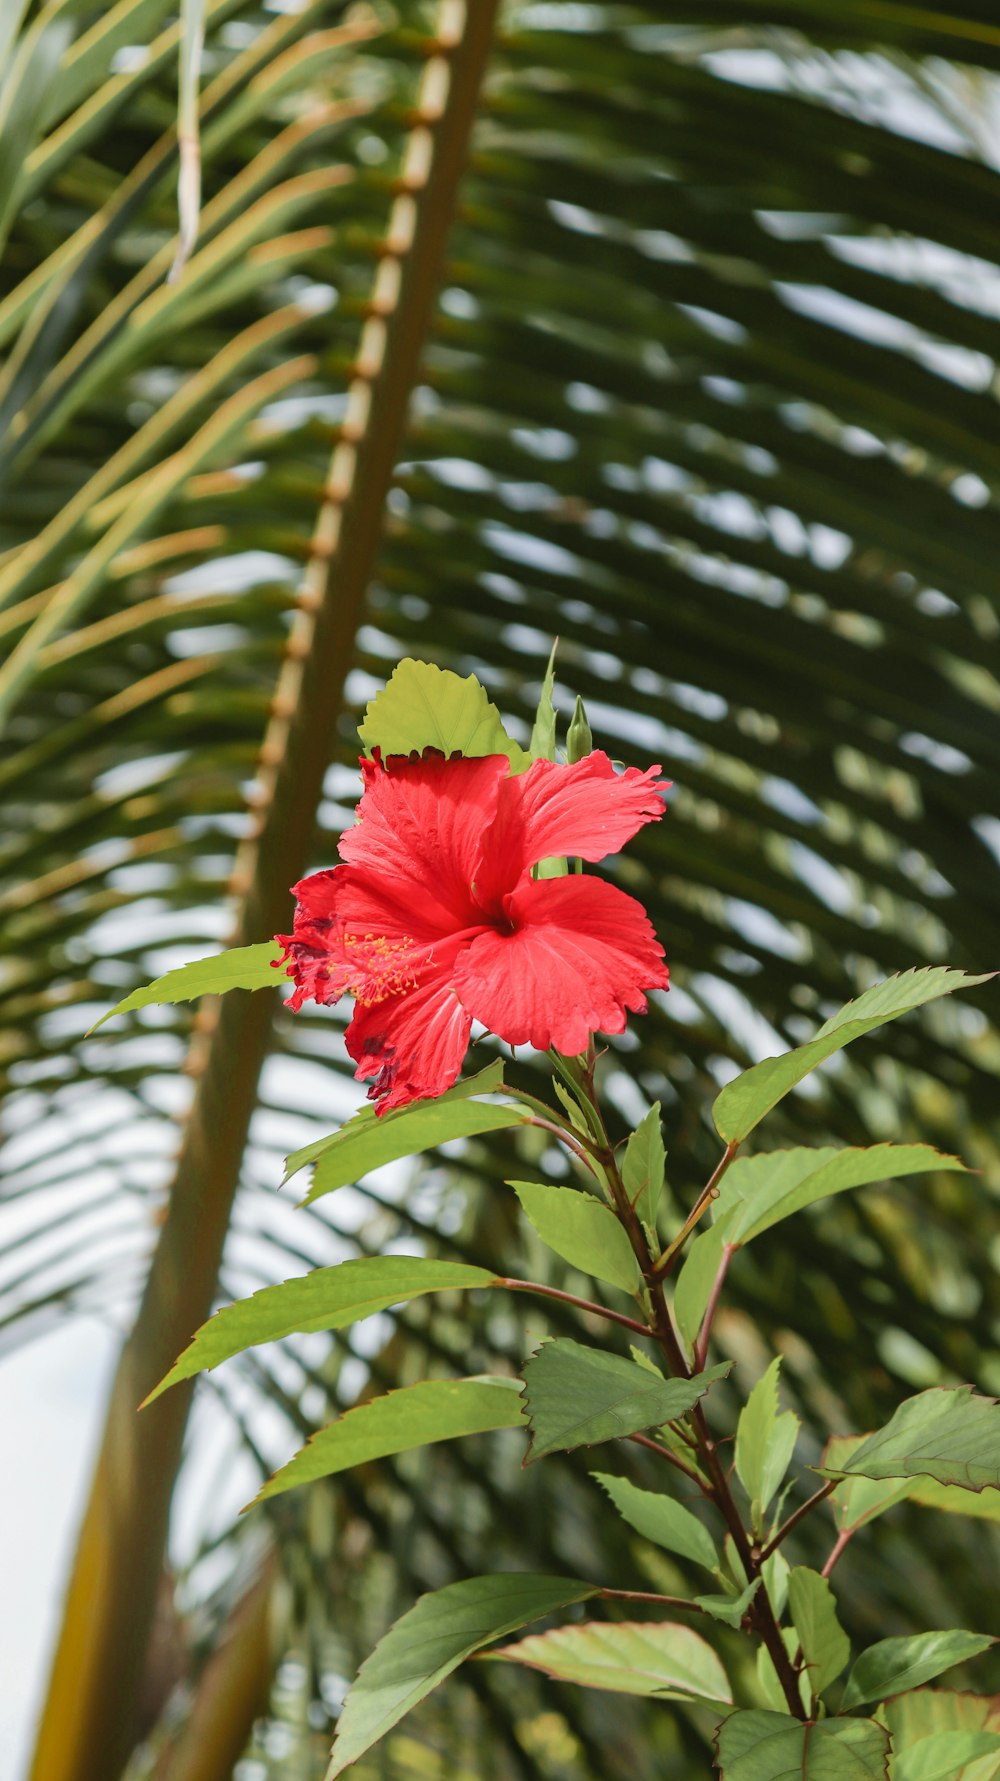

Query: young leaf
[144,1258,498,1405]
[787,1567,850,1697]
[510,1181,642,1295]
[491,1619,732,1704]
[593,1472,719,1572]
[715,1711,890,1779]
[251,1377,524,1506]
[621,1104,667,1227]
[358,656,527,768]
[288,1062,525,1199]
[529,638,559,760]
[673,1219,730,1352]
[521,1339,729,1462]
[715,1144,966,1247]
[823,1387,1000,1493]
[88,941,286,1032]
[735,1358,799,1526]
[326,1574,598,1779]
[713,969,994,1144]
[841,1630,995,1710]
[890,1730,1000,1781]
[694,1579,761,1627]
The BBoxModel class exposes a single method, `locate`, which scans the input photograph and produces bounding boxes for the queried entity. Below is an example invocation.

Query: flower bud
[566,695,593,764]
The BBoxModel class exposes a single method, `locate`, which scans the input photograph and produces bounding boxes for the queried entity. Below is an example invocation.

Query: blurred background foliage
[2,0,1000,1777]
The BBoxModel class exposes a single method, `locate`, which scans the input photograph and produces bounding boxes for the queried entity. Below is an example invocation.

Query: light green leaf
[756,1628,802,1716]
[521,1339,728,1463]
[673,1219,730,1351]
[713,969,994,1144]
[823,1387,1000,1493]
[735,1358,800,1526]
[491,1618,732,1704]
[325,1574,598,1779]
[289,1062,525,1199]
[695,1579,761,1627]
[529,638,558,760]
[510,1181,641,1295]
[144,1258,498,1405]
[357,656,527,768]
[88,942,286,1032]
[252,1377,524,1506]
[884,1690,1000,1781]
[842,1630,995,1709]
[715,1710,890,1779]
[622,1104,667,1227]
[593,1472,719,1572]
[566,693,592,765]
[891,1731,1000,1781]
[787,1567,850,1696]
[716,1144,967,1247]
[909,1479,1000,1521]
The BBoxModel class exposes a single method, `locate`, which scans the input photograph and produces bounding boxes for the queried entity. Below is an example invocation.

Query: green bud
[566,694,593,764]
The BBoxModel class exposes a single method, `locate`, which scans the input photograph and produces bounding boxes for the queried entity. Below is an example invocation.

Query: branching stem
[497,1277,649,1337]
[759,1480,837,1562]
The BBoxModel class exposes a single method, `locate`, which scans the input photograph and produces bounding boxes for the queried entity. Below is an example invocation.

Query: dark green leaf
[326,1574,598,1778]
[823,1387,1000,1493]
[622,1104,667,1228]
[841,1630,994,1709]
[521,1339,728,1462]
[715,1710,890,1779]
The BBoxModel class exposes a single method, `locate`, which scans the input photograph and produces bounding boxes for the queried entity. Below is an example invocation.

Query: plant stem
[599,1588,706,1613]
[496,1277,649,1337]
[759,1481,837,1562]
[694,1243,735,1371]
[822,1528,853,1578]
[581,1069,806,1720]
[628,1431,710,1493]
[651,1141,740,1280]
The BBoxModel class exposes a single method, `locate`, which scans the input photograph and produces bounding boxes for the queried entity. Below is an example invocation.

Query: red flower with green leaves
[277,749,669,1112]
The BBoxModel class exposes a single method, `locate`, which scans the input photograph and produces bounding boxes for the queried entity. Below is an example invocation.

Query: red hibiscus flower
[276,749,669,1113]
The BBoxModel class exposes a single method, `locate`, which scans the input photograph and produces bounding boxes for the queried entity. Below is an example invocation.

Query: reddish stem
[496,1277,649,1337]
[759,1480,837,1562]
[628,1430,709,1493]
[694,1242,735,1371]
[822,1528,853,1578]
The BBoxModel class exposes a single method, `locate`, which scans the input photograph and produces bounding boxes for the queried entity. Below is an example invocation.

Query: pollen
[342,931,421,1005]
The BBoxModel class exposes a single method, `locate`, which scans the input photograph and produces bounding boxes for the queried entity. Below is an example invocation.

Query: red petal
[454,874,669,1055]
[340,752,509,928]
[346,970,473,1113]
[475,751,668,908]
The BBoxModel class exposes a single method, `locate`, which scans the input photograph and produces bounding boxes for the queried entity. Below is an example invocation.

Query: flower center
[342,931,421,1005]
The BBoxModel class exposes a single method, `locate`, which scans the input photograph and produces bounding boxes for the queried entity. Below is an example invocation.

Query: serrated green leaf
[715,1710,890,1778]
[325,1574,598,1779]
[622,1104,667,1226]
[88,941,286,1032]
[891,1731,1000,1781]
[713,970,994,1145]
[787,1567,850,1697]
[491,1618,732,1704]
[695,1579,761,1627]
[521,1339,728,1463]
[823,1387,1000,1493]
[735,1358,800,1525]
[593,1472,719,1572]
[716,1144,967,1247]
[252,1377,524,1506]
[289,1062,525,1199]
[528,638,558,760]
[842,1630,995,1710]
[510,1181,641,1295]
[357,656,527,768]
[673,1219,730,1352]
[144,1258,498,1405]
